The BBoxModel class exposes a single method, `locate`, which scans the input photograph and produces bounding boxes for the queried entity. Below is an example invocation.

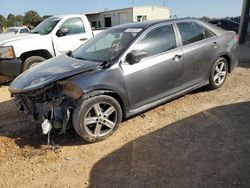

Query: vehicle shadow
[0,99,88,149]
[89,102,250,188]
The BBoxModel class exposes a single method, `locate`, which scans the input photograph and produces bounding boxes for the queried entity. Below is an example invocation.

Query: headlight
[0,46,15,59]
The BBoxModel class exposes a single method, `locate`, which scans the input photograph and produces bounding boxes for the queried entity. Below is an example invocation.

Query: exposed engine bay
[13,81,83,134]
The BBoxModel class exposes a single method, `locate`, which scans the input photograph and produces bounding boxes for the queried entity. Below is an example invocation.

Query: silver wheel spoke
[93,104,102,115]
[104,106,115,117]
[215,66,220,73]
[214,74,220,82]
[94,123,102,136]
[218,76,221,84]
[219,63,225,71]
[84,117,97,126]
[103,119,115,129]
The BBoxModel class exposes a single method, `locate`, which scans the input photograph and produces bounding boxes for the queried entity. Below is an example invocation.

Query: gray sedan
[9,18,239,142]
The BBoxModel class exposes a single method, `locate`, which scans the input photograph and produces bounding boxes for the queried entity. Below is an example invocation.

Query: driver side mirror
[125,50,148,65]
[56,27,69,37]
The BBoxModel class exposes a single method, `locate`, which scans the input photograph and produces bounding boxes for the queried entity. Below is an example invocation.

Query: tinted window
[60,17,85,35]
[210,20,218,24]
[177,22,214,45]
[221,20,239,27]
[133,25,176,58]
[20,29,29,33]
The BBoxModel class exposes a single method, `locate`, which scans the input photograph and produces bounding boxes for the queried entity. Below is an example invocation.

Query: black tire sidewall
[73,95,122,142]
[209,57,228,89]
[22,56,46,72]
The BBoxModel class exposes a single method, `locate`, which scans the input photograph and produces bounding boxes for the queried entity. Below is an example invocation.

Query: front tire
[73,95,122,142]
[208,57,228,90]
[22,56,46,72]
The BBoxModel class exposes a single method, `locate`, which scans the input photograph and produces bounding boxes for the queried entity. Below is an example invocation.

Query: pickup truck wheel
[73,95,122,143]
[22,56,46,72]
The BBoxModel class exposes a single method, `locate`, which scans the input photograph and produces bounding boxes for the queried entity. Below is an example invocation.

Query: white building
[86,5,170,28]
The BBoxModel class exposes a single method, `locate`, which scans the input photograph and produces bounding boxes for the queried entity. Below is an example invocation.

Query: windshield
[72,27,142,62]
[31,17,61,35]
[5,28,18,34]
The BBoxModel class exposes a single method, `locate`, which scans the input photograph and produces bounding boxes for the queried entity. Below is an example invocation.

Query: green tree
[23,10,41,27]
[0,15,6,30]
[200,16,211,22]
[15,15,24,22]
[14,15,24,26]
[6,13,15,27]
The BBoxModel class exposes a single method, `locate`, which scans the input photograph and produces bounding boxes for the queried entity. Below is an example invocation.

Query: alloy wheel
[84,102,117,137]
[213,61,227,86]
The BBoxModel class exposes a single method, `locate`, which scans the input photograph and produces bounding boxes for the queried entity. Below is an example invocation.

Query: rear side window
[133,24,177,58]
[177,22,215,46]
[20,29,29,33]
[60,17,86,35]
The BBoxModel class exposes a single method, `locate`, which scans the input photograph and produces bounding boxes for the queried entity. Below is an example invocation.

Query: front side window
[60,17,85,35]
[177,22,215,46]
[133,24,177,58]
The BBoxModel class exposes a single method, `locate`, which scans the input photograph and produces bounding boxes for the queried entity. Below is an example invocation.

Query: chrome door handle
[80,37,88,41]
[173,54,182,62]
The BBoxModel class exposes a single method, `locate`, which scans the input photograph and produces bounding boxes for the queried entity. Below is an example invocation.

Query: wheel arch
[82,89,127,119]
[218,53,232,73]
[20,49,53,62]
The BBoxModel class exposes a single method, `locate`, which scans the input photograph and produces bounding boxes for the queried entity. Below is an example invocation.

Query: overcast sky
[0,0,243,18]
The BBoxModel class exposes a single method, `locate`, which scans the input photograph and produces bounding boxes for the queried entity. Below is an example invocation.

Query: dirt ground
[0,62,250,188]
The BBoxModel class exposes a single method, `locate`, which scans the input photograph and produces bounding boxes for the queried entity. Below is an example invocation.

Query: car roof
[110,18,201,30]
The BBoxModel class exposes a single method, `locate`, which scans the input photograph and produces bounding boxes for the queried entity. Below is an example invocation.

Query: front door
[122,24,183,109]
[52,17,90,55]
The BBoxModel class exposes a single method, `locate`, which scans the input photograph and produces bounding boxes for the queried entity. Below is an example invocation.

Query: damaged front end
[9,54,103,135]
[14,81,83,134]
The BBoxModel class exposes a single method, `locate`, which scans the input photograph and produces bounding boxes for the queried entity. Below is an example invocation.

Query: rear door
[122,24,184,109]
[176,21,217,89]
[52,17,91,55]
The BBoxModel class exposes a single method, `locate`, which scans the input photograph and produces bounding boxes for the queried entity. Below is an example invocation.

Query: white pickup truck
[0,14,98,77]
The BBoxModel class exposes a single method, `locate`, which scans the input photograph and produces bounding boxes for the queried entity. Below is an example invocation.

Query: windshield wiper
[101,59,112,68]
[74,57,87,61]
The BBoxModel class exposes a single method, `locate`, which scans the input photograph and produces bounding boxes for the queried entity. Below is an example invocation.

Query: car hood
[9,55,102,93]
[0,33,39,46]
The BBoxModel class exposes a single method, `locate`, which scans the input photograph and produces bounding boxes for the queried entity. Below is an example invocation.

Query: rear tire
[22,56,46,72]
[208,57,228,90]
[73,95,122,142]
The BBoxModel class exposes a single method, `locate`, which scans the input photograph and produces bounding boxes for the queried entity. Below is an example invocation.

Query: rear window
[177,22,215,46]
